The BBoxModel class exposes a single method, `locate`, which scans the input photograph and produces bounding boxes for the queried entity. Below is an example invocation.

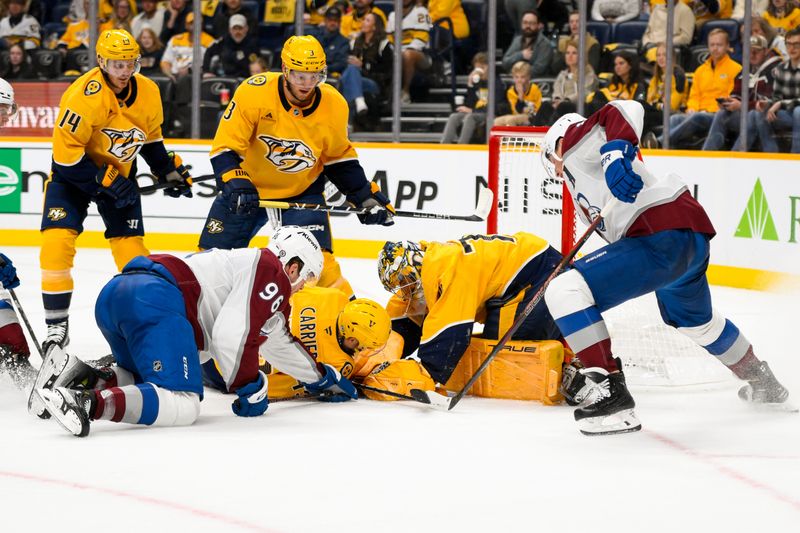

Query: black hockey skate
[42,318,69,354]
[738,361,790,405]
[39,387,95,437]
[574,368,642,436]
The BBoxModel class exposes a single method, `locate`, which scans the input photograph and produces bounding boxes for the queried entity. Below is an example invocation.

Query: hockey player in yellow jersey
[377,233,564,387]
[199,34,395,298]
[41,29,193,353]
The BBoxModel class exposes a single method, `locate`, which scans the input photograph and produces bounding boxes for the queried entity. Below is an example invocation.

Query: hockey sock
[94,384,200,426]
[678,313,754,376]
[95,366,136,390]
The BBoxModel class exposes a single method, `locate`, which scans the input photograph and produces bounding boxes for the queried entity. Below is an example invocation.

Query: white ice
[1,246,798,533]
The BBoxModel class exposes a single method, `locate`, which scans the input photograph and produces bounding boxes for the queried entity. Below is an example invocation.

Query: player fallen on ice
[0,253,37,389]
[541,101,791,436]
[31,227,358,438]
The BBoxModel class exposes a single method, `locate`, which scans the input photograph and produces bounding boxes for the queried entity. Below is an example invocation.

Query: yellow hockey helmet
[96,29,141,62]
[281,35,327,73]
[337,299,391,352]
[377,241,425,300]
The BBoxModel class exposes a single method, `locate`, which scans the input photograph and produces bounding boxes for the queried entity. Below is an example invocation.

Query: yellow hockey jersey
[210,72,358,199]
[52,68,164,177]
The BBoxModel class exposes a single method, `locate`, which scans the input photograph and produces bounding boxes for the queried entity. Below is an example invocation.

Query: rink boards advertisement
[0,140,798,289]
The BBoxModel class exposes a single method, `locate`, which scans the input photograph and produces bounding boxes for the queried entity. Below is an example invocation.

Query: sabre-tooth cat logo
[101,127,146,163]
[259,135,316,173]
[47,207,67,221]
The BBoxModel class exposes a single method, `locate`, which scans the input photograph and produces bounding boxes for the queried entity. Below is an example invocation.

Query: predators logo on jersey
[258,135,317,173]
[47,207,67,221]
[84,80,102,96]
[101,127,146,163]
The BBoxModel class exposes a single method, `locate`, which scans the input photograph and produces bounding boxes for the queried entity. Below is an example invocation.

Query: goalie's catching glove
[303,364,358,402]
[600,140,643,204]
[356,182,395,226]
[232,370,269,416]
[157,152,193,198]
[97,164,138,208]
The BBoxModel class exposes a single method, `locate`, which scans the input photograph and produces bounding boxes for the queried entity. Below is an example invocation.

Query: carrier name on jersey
[298,306,318,357]
[258,135,316,173]
[101,127,146,163]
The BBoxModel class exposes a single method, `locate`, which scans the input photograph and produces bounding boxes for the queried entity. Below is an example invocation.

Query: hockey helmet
[96,29,141,74]
[377,241,425,300]
[0,77,17,125]
[337,299,391,353]
[267,226,324,289]
[541,113,585,181]
[281,35,327,84]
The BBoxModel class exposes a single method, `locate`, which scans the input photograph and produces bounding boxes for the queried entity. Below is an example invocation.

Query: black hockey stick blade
[138,174,216,194]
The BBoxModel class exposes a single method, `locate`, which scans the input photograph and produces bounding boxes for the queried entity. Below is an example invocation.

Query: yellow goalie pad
[444,337,565,405]
[362,359,435,401]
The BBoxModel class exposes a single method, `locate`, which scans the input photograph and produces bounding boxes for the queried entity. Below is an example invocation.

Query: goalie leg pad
[362,359,435,401]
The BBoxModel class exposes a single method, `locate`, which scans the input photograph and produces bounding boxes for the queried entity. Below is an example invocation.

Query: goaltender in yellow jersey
[199,35,395,298]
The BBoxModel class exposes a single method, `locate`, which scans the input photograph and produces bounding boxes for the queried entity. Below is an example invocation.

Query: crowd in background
[2,0,800,152]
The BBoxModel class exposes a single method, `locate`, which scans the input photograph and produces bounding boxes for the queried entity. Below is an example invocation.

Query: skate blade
[27,389,51,420]
[26,346,70,419]
[39,389,90,438]
[749,400,799,414]
[578,408,642,436]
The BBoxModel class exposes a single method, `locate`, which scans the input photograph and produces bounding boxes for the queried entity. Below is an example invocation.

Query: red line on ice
[0,469,282,532]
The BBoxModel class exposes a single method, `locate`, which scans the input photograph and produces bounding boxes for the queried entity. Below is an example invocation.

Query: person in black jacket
[0,43,35,79]
[207,0,257,38]
[308,6,349,77]
[202,14,259,78]
[340,12,392,118]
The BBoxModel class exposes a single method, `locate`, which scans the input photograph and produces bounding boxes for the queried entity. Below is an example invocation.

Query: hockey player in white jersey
[33,227,358,437]
[0,77,18,127]
[541,101,790,436]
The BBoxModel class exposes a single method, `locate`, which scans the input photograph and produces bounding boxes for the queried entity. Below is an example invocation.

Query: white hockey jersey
[151,248,323,392]
[387,5,431,51]
[0,14,41,49]
[560,100,715,243]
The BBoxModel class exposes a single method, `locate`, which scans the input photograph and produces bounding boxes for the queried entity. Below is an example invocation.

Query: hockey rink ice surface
[1,246,798,533]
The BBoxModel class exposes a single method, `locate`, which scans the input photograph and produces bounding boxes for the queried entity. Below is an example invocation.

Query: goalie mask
[336,299,391,355]
[267,226,324,290]
[377,241,425,300]
[541,113,585,181]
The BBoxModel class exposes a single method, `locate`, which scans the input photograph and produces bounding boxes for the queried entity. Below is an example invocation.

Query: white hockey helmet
[0,77,18,126]
[267,226,324,289]
[541,113,585,181]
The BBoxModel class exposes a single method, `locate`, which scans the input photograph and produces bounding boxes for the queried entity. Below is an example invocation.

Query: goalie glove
[158,152,193,198]
[600,140,643,204]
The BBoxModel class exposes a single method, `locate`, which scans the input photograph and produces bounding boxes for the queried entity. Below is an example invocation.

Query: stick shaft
[354,382,417,401]
[7,289,44,359]
[138,174,216,194]
[258,200,484,222]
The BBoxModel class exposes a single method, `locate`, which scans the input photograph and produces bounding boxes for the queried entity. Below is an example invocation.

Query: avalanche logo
[206,218,224,234]
[101,127,146,163]
[258,135,316,173]
[576,193,605,232]
[47,207,67,221]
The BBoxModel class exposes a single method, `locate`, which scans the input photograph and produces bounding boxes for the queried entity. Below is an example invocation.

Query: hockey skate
[42,318,69,354]
[39,387,94,437]
[573,368,642,436]
[0,344,37,390]
[738,361,795,411]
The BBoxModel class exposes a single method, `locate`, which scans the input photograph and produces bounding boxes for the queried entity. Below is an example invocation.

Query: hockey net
[488,126,730,386]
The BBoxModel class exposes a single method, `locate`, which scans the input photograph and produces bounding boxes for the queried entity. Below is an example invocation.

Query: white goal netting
[488,127,730,386]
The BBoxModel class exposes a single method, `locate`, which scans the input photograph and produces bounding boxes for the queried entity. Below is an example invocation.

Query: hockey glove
[97,165,138,208]
[0,253,20,290]
[303,364,358,402]
[158,152,193,199]
[600,140,643,203]
[231,370,269,417]
[356,182,395,226]
[221,169,260,215]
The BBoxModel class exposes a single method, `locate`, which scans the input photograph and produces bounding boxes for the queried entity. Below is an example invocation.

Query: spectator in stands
[733,0,769,20]
[591,0,640,24]
[137,26,164,77]
[535,39,598,125]
[642,0,695,56]
[387,0,432,104]
[427,0,470,39]
[132,0,165,40]
[306,0,340,27]
[646,43,688,114]
[249,55,269,75]
[0,0,41,22]
[161,12,215,82]
[682,0,733,28]
[99,0,136,21]
[493,61,541,127]
[754,15,788,57]
[160,0,192,44]
[0,42,34,79]
[202,14,259,78]
[341,0,387,42]
[341,12,392,121]
[587,50,646,113]
[502,10,553,77]
[662,28,741,148]
[310,6,351,78]
[209,0,257,38]
[703,34,780,150]
[57,1,91,56]
[553,11,600,74]
[441,52,505,144]
[505,0,567,31]
[750,26,800,152]
[0,0,40,50]
[99,0,134,34]
[504,0,535,34]
[762,0,800,34]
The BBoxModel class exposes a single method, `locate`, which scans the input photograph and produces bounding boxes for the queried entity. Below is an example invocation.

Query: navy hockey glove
[231,370,269,417]
[303,364,358,402]
[356,182,395,226]
[97,165,138,208]
[221,170,259,215]
[159,152,193,198]
[0,253,20,290]
[600,140,643,203]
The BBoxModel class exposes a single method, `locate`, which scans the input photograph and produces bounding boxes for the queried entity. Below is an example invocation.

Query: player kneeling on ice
[541,101,791,436]
[374,235,568,403]
[32,227,358,438]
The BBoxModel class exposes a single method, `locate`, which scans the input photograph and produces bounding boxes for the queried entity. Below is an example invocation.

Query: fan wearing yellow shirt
[40,29,193,354]
[199,35,395,298]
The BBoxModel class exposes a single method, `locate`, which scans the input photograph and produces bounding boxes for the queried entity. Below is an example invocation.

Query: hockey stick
[0,257,44,360]
[138,174,216,194]
[410,199,618,411]
[258,185,494,222]
[354,382,418,401]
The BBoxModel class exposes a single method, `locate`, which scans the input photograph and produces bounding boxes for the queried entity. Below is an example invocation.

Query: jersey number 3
[58,109,82,133]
